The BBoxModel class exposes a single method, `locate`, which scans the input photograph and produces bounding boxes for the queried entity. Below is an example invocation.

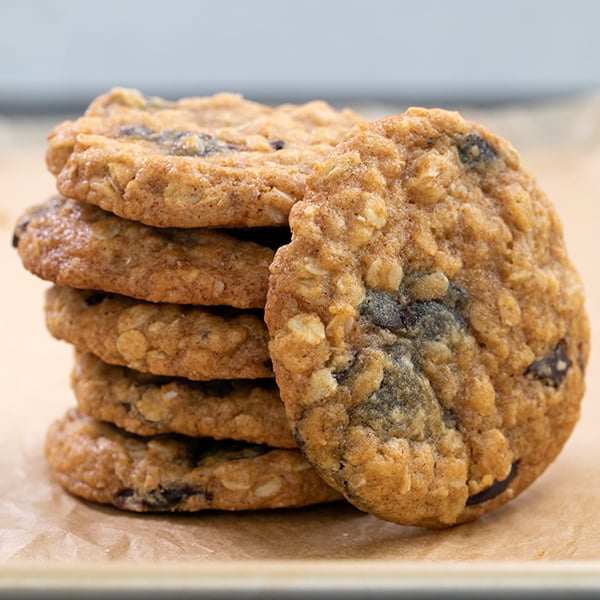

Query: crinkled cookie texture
[72,351,295,448]
[13,197,282,309]
[45,285,272,381]
[45,409,340,512]
[265,107,590,528]
[46,88,364,228]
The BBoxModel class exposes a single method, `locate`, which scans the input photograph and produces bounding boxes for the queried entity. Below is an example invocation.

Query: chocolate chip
[270,139,286,150]
[458,132,498,168]
[525,341,571,388]
[466,460,519,506]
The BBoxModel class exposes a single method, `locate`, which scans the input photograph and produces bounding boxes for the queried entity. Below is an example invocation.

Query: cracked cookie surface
[72,351,295,448]
[45,409,340,512]
[14,197,280,309]
[45,285,272,380]
[46,88,363,228]
[265,107,590,527]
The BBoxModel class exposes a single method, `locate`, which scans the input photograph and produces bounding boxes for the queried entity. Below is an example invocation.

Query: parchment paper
[1,95,599,591]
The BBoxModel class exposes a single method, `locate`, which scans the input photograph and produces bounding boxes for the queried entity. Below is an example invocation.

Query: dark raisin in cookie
[265,107,590,527]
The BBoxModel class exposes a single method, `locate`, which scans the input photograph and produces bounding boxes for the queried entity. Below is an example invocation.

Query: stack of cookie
[13,88,363,512]
[14,89,590,528]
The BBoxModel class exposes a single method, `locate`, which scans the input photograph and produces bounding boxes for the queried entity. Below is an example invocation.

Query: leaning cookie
[13,197,281,309]
[46,88,364,228]
[265,108,590,528]
[45,285,272,380]
[46,409,341,512]
[72,351,295,448]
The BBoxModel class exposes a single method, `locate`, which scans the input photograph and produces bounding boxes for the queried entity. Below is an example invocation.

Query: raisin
[361,289,411,332]
[458,132,498,168]
[113,484,212,510]
[119,125,154,138]
[349,349,451,441]
[352,277,470,441]
[113,488,135,508]
[525,340,571,388]
[119,125,236,157]
[466,460,519,506]
[403,300,466,341]
[158,130,236,157]
[144,483,209,510]
[12,202,55,248]
[361,289,466,341]
[270,139,286,150]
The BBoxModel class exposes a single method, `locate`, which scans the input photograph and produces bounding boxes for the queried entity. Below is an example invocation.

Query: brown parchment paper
[1,95,599,590]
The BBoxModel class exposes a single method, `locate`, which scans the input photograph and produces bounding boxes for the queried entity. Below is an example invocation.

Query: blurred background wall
[1,0,599,113]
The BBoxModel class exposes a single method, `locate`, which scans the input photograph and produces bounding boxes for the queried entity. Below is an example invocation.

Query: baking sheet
[1,95,599,592]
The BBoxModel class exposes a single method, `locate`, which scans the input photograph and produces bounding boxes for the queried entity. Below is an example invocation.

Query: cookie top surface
[72,351,295,448]
[14,197,280,309]
[45,409,340,511]
[265,107,590,527]
[45,285,272,380]
[46,88,364,228]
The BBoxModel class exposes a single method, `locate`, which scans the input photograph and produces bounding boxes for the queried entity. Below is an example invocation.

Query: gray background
[1,0,599,113]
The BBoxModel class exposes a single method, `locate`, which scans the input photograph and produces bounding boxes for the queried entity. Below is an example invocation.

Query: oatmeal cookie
[13,197,281,309]
[46,88,363,228]
[45,285,272,380]
[265,107,590,527]
[45,409,340,512]
[72,351,295,448]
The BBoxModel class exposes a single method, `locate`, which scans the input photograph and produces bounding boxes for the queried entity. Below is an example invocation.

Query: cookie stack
[14,89,590,528]
[13,88,363,512]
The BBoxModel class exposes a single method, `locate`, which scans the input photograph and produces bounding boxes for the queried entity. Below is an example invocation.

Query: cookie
[72,350,295,448]
[265,107,590,528]
[45,409,341,512]
[46,88,364,228]
[45,285,272,380]
[13,196,283,309]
